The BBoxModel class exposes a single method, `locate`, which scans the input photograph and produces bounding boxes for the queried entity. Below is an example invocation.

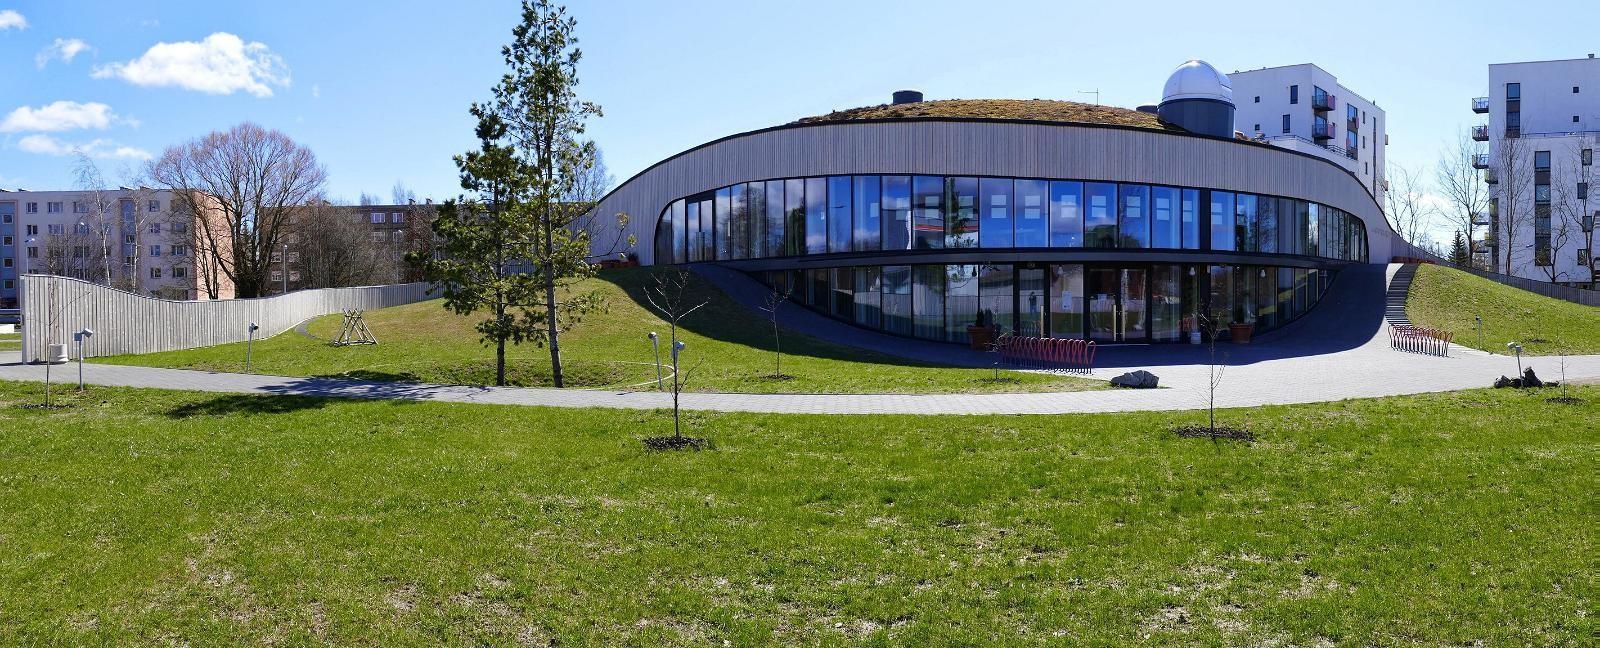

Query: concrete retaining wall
[19,275,433,363]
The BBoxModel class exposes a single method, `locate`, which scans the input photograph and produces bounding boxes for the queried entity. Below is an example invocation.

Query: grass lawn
[94,268,1100,395]
[0,332,17,351]
[1407,264,1600,355]
[1,381,1594,644]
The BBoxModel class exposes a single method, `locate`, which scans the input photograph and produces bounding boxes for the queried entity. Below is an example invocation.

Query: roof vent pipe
[892,90,923,105]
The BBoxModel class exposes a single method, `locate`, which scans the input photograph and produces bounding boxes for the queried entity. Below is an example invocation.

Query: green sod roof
[793,98,1182,131]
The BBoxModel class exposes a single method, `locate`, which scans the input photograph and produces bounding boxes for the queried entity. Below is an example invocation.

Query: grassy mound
[1406,264,1600,355]
[0,380,1592,644]
[94,268,1102,394]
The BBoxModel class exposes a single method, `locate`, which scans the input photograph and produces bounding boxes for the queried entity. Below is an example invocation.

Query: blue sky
[1,0,1596,212]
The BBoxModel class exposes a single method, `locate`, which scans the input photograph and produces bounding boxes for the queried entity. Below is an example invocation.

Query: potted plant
[966,308,996,350]
[1228,306,1254,344]
[1184,312,1201,344]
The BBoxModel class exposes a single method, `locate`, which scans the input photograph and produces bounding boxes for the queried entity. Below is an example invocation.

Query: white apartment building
[1229,64,1388,207]
[0,188,225,306]
[1473,55,1599,286]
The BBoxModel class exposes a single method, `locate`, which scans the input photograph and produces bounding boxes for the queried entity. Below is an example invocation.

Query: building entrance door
[1087,267,1149,343]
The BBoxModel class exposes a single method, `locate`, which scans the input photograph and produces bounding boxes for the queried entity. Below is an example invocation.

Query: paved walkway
[2,265,1595,415]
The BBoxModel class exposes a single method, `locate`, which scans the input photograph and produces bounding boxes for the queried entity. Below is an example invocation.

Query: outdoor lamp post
[647,332,663,390]
[1507,341,1523,380]
[246,322,260,373]
[74,327,93,390]
[1474,316,1483,348]
[282,244,289,295]
[671,340,686,386]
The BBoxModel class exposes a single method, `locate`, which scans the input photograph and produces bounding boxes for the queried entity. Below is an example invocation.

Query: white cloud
[35,37,92,68]
[0,101,128,133]
[17,134,151,160]
[92,32,290,97]
[311,84,320,99]
[0,9,25,31]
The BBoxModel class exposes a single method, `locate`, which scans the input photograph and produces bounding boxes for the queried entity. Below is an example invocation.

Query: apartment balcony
[1471,96,1490,113]
[1483,168,1499,184]
[1505,126,1520,139]
[1344,146,1358,160]
[1311,123,1335,140]
[1312,91,1335,112]
[1471,153,1490,169]
[1471,125,1489,141]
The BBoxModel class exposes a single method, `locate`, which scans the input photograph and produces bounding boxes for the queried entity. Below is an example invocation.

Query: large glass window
[1049,181,1083,248]
[945,177,979,249]
[882,265,912,335]
[1181,189,1200,250]
[1119,184,1150,248]
[1234,194,1256,253]
[1084,182,1117,248]
[882,176,911,251]
[946,265,979,343]
[746,182,766,259]
[827,176,852,253]
[1049,264,1084,339]
[715,187,733,260]
[669,199,687,264]
[729,183,750,259]
[830,267,853,318]
[978,178,1013,248]
[685,200,704,261]
[1151,186,1180,249]
[784,179,806,256]
[852,176,880,252]
[764,181,785,257]
[654,203,676,263]
[1017,266,1047,337]
[853,267,881,329]
[805,177,827,254]
[913,176,944,249]
[1209,191,1235,251]
[1014,179,1048,247]
[978,264,1014,334]
[1254,195,1276,254]
[912,265,946,340]
[1151,265,1183,342]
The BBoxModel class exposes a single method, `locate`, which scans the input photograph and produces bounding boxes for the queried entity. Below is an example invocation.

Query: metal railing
[1312,91,1335,111]
[1389,324,1452,356]
[1471,125,1489,141]
[1471,153,1490,169]
[1311,123,1335,139]
[1471,97,1490,113]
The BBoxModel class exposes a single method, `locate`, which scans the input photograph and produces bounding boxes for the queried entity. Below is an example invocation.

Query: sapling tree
[759,279,794,379]
[642,267,708,445]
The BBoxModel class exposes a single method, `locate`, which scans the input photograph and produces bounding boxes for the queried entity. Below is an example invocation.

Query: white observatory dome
[1161,60,1233,104]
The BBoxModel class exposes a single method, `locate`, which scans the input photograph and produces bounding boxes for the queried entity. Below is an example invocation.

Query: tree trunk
[543,220,563,389]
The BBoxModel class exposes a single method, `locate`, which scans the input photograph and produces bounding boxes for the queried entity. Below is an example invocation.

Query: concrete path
[2,264,1595,415]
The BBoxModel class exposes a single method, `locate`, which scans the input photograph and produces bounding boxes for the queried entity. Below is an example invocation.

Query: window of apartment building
[1585,211,1596,232]
[1,258,9,268]
[1575,86,1581,93]
[1252,123,1260,132]
[270,251,282,263]
[46,202,62,213]
[1362,136,1367,149]
[47,224,63,235]
[369,231,385,242]
[26,247,38,258]
[124,234,135,244]
[150,267,161,279]
[1253,96,1260,103]
[150,245,162,257]
[1535,150,1551,170]
[1506,82,1521,100]
[25,202,36,213]
[2,280,10,290]
[72,245,88,258]
[287,251,299,262]
[172,244,187,257]
[169,222,187,234]
[271,270,283,281]
[25,224,37,235]
[123,256,134,267]
[73,223,89,234]
[370,213,385,224]
[1289,85,1299,104]
[147,200,160,212]
[173,266,187,279]
[289,271,301,282]
[1584,149,1593,166]
[1581,249,1592,266]
[1,236,9,246]
[0,213,8,224]
[72,201,87,213]
[148,223,161,234]
[1580,182,1589,200]
[391,212,404,223]
[1281,114,1290,133]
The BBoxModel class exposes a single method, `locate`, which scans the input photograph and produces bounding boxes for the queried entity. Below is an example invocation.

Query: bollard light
[74,327,94,390]
[246,322,260,373]
[1507,341,1523,382]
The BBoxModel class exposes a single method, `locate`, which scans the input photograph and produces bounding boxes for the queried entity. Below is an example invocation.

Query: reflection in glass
[1152,186,1180,249]
[1180,189,1199,250]
[1234,194,1256,253]
[1087,268,1117,341]
[945,177,979,249]
[853,266,881,328]
[1049,264,1083,339]
[912,265,946,340]
[913,176,944,249]
[686,200,702,262]
[715,187,733,260]
[1049,181,1083,247]
[1084,182,1117,247]
[978,264,1014,334]
[1017,266,1046,337]
[1014,179,1048,247]
[1119,184,1150,248]
[746,182,765,259]
[764,181,784,257]
[830,267,853,318]
[805,177,827,254]
[1151,265,1183,342]
[654,203,676,264]
[828,176,852,254]
[729,183,749,259]
[852,176,880,251]
[882,265,912,335]
[979,178,1013,248]
[1209,191,1235,251]
[946,264,979,342]
[882,176,911,251]
[784,179,805,256]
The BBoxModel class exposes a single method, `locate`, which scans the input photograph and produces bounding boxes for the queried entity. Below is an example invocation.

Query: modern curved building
[591,61,1404,345]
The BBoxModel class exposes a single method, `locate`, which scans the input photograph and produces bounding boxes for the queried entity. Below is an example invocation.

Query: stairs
[1385,264,1418,327]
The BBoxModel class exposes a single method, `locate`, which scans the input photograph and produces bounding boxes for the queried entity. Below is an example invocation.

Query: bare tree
[290,200,396,288]
[641,267,708,446]
[1540,173,1583,284]
[1493,135,1532,275]
[563,141,612,204]
[1435,129,1491,269]
[758,280,794,379]
[1566,136,1597,287]
[1384,163,1434,247]
[149,123,327,298]
[391,181,416,206]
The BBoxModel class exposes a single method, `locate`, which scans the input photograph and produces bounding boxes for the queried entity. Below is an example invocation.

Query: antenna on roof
[1077,89,1100,105]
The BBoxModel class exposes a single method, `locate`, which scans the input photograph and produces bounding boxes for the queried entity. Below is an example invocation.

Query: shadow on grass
[314,369,423,383]
[167,393,332,418]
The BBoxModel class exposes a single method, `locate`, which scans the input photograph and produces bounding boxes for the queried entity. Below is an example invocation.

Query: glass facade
[765,261,1331,344]
[655,174,1372,264]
